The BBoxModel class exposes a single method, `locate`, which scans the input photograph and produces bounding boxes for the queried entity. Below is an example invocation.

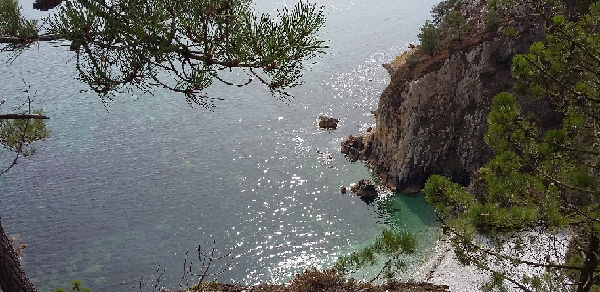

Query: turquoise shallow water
[1,0,441,291]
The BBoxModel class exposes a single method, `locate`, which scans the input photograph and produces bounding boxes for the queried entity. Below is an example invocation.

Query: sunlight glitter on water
[228,45,443,284]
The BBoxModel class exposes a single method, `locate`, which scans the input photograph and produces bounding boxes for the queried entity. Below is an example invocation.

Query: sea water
[0,0,441,290]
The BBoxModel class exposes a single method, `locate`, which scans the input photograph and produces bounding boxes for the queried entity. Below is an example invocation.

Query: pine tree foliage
[424,1,600,291]
[53,280,90,292]
[431,0,459,25]
[0,84,50,176]
[0,110,49,158]
[334,230,417,282]
[1,0,328,108]
[418,20,440,57]
[442,10,469,41]
[0,0,40,41]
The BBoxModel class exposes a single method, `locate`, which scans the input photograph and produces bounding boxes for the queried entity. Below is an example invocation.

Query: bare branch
[0,152,20,176]
[369,259,392,283]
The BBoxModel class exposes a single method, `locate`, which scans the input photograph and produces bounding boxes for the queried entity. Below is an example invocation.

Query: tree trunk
[578,233,599,292]
[0,218,37,292]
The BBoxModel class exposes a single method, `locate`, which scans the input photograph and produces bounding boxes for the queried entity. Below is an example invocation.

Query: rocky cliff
[342,2,558,193]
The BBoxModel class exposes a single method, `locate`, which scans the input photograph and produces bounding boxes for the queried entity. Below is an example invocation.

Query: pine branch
[440,221,585,271]
[566,204,600,224]
[0,34,64,44]
[538,171,600,198]
[0,114,49,119]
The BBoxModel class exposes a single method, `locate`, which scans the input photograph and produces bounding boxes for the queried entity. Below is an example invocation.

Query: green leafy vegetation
[442,10,469,41]
[406,54,420,69]
[1,0,328,108]
[0,110,49,157]
[54,280,91,292]
[0,0,39,38]
[465,99,478,115]
[431,0,460,25]
[423,0,600,291]
[484,0,502,32]
[418,20,440,57]
[501,25,519,39]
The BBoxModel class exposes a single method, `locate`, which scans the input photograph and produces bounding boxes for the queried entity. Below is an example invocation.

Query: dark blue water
[0,0,441,291]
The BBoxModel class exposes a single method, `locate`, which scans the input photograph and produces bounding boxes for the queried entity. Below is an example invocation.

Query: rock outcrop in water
[351,179,378,197]
[318,116,340,129]
[342,1,562,193]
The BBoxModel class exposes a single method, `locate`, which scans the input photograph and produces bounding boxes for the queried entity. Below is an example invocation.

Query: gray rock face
[345,22,549,193]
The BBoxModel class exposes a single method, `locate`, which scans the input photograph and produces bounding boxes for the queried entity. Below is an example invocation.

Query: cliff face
[342,14,549,193]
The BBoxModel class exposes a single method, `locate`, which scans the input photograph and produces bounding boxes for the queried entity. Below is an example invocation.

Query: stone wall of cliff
[342,4,555,193]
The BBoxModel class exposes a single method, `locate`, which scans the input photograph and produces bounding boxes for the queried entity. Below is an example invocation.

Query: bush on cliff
[406,54,420,69]
[484,0,502,32]
[431,0,460,24]
[418,20,440,57]
[442,10,469,41]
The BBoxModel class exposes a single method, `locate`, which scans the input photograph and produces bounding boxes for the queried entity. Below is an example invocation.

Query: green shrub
[418,20,440,56]
[447,42,456,53]
[431,0,461,24]
[406,54,420,69]
[501,25,519,38]
[485,10,501,32]
[484,0,502,32]
[0,0,39,37]
[54,280,90,292]
[442,10,469,41]
[465,99,478,114]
